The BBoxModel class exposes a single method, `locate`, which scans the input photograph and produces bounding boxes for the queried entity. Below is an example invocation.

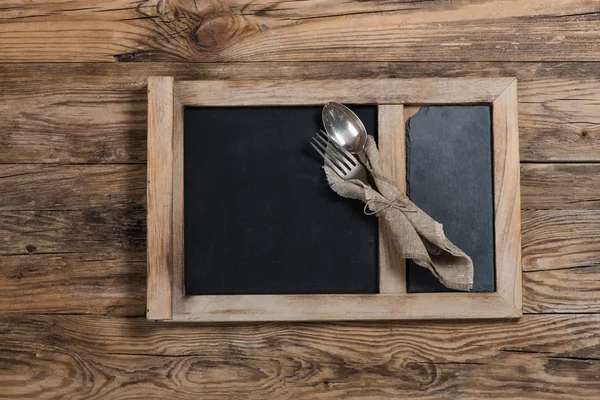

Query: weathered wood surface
[146,76,174,320]
[491,80,521,312]
[1,314,599,399]
[0,164,145,211]
[3,163,599,211]
[2,0,600,62]
[0,255,145,317]
[522,209,600,271]
[1,168,599,315]
[521,164,600,209]
[2,0,600,394]
[524,267,600,314]
[1,62,599,163]
[378,105,407,293]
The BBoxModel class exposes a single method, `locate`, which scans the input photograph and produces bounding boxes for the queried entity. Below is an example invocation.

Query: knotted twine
[324,135,474,291]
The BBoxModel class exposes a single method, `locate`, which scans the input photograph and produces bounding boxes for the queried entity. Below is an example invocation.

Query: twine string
[364,196,416,216]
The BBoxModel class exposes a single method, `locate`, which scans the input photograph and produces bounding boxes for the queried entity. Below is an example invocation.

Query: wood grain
[523,209,600,271]
[146,76,174,320]
[522,209,600,314]
[2,0,600,393]
[0,209,145,316]
[0,314,599,398]
[0,209,144,256]
[1,62,600,163]
[172,98,185,307]
[165,77,520,321]
[2,207,598,316]
[492,80,522,314]
[524,267,600,314]
[521,164,600,209]
[175,78,513,105]
[2,0,600,62]
[0,164,145,211]
[377,105,406,294]
[174,292,516,322]
[0,137,597,317]
[0,255,145,316]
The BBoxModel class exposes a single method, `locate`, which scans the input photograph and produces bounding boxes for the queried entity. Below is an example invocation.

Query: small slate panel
[184,106,378,295]
[406,106,495,292]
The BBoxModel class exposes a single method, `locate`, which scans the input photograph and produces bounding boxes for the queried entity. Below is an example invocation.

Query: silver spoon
[322,102,368,156]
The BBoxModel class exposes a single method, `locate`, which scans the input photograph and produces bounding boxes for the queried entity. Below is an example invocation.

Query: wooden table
[1,1,599,398]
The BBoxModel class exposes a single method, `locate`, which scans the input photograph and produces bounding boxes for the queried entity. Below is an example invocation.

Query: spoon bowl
[322,102,368,155]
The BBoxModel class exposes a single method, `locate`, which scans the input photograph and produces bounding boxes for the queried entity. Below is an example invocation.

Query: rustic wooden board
[524,267,600,314]
[0,209,144,255]
[0,209,146,316]
[1,62,599,163]
[0,314,599,398]
[0,164,145,211]
[146,76,174,320]
[2,0,600,62]
[151,77,521,321]
[4,164,600,211]
[2,206,598,316]
[2,0,600,389]
[0,0,598,394]
[378,105,407,293]
[521,164,600,209]
[0,163,598,316]
[0,255,145,317]
[522,209,600,271]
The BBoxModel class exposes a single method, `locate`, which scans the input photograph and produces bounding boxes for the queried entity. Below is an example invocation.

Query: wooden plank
[0,314,598,398]
[3,167,591,226]
[146,76,174,320]
[377,105,406,294]
[2,207,598,316]
[2,0,600,62]
[403,106,422,122]
[0,171,597,317]
[523,210,600,271]
[0,259,596,316]
[0,164,145,211]
[522,209,600,314]
[171,99,185,309]
[174,78,514,106]
[173,293,516,322]
[524,267,600,314]
[492,80,522,315]
[5,314,596,358]
[0,209,145,316]
[521,164,600,209]
[0,255,145,316]
[1,62,599,163]
[168,77,518,321]
[0,209,144,256]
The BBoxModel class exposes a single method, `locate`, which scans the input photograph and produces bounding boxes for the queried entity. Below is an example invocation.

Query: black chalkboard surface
[183,105,495,296]
[406,106,496,293]
[184,106,378,295]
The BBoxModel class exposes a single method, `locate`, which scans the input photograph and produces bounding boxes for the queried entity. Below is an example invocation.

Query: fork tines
[310,130,358,177]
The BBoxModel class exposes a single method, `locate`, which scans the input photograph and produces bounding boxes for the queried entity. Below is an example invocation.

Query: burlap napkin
[324,135,474,291]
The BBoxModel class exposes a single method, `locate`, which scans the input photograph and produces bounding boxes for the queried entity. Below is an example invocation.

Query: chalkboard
[184,106,378,295]
[183,105,495,296]
[147,77,521,322]
[406,106,496,292]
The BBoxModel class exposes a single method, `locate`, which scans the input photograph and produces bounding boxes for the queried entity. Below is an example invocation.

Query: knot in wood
[400,358,438,387]
[191,11,242,52]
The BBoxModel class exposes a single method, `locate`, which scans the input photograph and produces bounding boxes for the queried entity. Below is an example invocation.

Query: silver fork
[310,130,368,183]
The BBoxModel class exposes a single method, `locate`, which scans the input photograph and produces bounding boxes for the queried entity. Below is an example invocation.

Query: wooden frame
[147,77,521,322]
